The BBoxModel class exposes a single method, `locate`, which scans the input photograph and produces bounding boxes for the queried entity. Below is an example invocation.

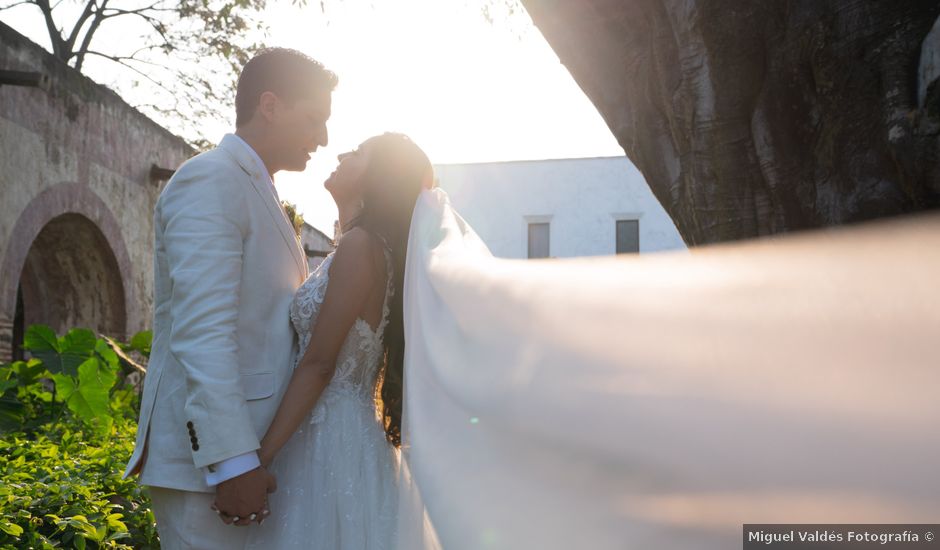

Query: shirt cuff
[204,451,261,487]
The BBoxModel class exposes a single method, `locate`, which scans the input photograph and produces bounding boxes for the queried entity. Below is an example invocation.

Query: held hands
[211,466,277,526]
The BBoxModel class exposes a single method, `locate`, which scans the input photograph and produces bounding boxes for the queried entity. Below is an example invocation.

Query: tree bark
[522,0,940,245]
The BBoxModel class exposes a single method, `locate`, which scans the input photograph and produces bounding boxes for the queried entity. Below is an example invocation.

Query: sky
[2,0,623,234]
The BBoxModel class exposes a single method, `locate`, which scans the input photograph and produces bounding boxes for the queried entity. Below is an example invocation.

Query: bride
[247,132,434,549]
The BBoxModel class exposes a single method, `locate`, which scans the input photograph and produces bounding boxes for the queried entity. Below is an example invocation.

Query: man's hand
[212,466,277,526]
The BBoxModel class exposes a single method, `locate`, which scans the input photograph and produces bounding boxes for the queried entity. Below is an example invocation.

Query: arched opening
[17,213,127,342]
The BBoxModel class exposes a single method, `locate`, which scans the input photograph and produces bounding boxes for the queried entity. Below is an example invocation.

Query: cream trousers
[148,486,257,550]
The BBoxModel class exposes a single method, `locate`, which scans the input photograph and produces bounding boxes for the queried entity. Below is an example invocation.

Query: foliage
[2,326,151,435]
[0,416,157,549]
[0,325,156,549]
[282,199,305,237]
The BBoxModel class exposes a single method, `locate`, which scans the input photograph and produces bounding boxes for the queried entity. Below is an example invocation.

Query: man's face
[271,89,332,172]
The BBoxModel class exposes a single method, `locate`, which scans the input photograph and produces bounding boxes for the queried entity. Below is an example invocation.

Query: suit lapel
[218,134,307,280]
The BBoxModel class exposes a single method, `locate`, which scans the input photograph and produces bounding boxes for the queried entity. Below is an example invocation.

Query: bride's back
[289,239,393,403]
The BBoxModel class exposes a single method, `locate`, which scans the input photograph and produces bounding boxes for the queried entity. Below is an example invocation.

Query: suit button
[190,436,198,444]
[192,443,200,451]
[186,421,194,429]
[188,428,196,436]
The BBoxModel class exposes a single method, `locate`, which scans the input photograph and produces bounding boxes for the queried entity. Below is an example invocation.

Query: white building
[433,157,686,259]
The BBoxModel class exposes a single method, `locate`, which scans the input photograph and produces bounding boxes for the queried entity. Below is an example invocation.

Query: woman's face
[324,144,370,203]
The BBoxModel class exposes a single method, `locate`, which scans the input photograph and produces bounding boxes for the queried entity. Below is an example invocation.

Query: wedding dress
[246,244,400,550]
[394,189,940,549]
[251,187,939,550]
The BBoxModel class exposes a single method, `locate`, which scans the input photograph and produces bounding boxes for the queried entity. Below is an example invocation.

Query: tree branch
[97,5,173,49]
[73,0,109,71]
[0,1,34,12]
[83,49,167,68]
[100,2,176,18]
[7,0,272,147]
[63,0,97,54]
[32,0,67,60]
[80,49,177,95]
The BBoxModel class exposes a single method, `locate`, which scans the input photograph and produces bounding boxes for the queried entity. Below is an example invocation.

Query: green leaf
[39,443,58,459]
[52,359,116,433]
[106,531,131,542]
[0,522,23,537]
[0,398,25,432]
[61,329,97,353]
[105,513,126,530]
[23,325,58,354]
[79,358,117,397]
[128,331,153,357]
[51,373,77,403]
[25,326,96,377]
[12,359,46,386]
[94,340,119,370]
[58,329,98,377]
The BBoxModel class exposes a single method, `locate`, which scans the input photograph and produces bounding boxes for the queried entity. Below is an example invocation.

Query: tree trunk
[522,0,940,245]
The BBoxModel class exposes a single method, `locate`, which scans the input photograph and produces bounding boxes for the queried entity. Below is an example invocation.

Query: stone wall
[0,22,192,360]
[301,222,334,272]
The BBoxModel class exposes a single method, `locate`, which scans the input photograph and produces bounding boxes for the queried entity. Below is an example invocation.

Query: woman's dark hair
[235,48,338,127]
[345,133,431,448]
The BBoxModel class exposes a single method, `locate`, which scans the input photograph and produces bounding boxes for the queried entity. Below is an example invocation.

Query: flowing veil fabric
[395,188,940,550]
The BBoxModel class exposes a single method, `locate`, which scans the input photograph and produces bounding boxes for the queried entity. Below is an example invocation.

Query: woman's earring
[359,199,365,210]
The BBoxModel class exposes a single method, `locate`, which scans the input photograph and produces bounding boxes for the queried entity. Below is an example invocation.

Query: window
[527,222,550,259]
[616,219,639,254]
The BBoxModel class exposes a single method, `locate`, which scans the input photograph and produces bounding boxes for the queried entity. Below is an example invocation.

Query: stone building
[301,222,334,272]
[0,22,192,360]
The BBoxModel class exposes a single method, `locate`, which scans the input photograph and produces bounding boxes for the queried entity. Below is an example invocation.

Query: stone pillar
[0,316,12,362]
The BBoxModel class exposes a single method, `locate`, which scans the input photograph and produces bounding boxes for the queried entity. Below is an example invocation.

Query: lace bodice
[247,241,400,550]
[289,245,393,423]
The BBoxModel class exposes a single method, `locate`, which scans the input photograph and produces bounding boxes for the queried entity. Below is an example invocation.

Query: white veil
[395,188,940,549]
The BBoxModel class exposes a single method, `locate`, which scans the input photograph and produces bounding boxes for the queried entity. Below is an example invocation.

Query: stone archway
[16,213,127,341]
[0,183,135,360]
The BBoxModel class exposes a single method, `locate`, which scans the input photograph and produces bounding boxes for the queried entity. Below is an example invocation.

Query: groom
[123,48,337,548]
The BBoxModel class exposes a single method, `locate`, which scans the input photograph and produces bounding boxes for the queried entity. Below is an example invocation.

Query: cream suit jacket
[124,134,308,492]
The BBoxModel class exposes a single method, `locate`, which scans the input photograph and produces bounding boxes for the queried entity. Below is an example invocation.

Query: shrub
[0,325,157,549]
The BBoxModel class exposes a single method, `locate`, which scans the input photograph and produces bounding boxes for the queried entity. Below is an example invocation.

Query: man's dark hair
[235,48,338,127]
